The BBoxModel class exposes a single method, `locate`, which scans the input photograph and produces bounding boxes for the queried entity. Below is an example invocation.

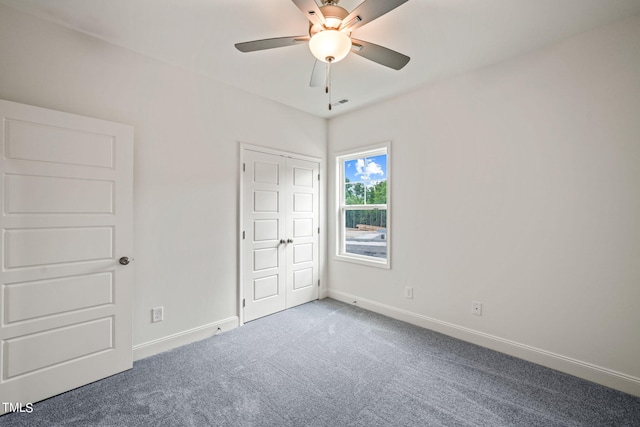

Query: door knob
[119,256,132,265]
[287,238,294,244]
[279,239,287,245]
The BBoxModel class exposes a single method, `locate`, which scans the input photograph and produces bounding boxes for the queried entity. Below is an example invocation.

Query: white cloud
[356,158,384,181]
[365,161,383,177]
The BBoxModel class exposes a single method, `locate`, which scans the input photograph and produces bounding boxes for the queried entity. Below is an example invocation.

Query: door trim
[238,143,322,325]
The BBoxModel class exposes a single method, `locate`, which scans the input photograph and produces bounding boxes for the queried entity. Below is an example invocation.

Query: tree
[367,181,386,205]
[345,178,365,205]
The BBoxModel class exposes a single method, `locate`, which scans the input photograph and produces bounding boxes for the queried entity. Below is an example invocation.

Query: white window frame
[335,142,391,269]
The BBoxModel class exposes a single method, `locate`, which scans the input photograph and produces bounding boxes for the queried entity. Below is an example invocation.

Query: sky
[344,154,387,184]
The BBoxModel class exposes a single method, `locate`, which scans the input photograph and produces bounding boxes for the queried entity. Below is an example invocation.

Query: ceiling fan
[235,0,410,110]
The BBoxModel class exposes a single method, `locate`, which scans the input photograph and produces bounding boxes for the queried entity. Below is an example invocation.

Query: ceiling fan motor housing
[310,4,349,35]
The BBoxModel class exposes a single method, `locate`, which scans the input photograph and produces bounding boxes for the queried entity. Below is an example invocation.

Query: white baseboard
[133,316,239,361]
[327,290,640,397]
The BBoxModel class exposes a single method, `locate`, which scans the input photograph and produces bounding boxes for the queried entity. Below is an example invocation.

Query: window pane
[345,182,365,205]
[344,209,387,259]
[366,180,386,205]
[344,154,387,205]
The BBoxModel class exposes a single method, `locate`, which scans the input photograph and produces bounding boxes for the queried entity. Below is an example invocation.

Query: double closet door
[242,149,319,322]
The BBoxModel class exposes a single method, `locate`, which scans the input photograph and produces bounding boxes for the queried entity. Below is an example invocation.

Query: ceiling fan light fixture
[324,17,342,28]
[309,29,352,63]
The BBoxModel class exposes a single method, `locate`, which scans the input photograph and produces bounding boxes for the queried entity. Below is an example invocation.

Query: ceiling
[2,0,640,118]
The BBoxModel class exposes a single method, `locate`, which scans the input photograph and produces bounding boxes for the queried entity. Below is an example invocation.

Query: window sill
[334,253,390,269]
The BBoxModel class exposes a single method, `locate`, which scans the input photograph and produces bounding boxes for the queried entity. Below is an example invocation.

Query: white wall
[0,4,327,356]
[328,14,640,396]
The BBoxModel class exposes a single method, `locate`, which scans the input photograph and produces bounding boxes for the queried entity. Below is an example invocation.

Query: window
[336,143,390,268]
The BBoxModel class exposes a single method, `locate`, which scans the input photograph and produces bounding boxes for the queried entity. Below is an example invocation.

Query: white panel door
[286,158,319,308]
[243,150,287,322]
[242,149,319,322]
[0,99,134,414]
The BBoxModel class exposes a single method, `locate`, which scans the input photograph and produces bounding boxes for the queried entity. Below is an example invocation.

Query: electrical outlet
[405,287,413,299]
[472,301,482,316]
[152,306,164,323]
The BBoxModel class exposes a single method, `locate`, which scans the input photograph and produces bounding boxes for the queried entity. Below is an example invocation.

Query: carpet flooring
[2,298,639,426]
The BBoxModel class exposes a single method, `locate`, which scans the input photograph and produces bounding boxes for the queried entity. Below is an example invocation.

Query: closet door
[241,148,319,322]
[242,150,287,322]
[286,158,319,308]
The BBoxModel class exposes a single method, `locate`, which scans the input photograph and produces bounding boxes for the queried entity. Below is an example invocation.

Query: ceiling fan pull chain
[326,57,333,110]
[325,57,331,94]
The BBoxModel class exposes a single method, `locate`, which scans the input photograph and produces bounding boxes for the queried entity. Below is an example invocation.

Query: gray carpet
[2,298,639,426]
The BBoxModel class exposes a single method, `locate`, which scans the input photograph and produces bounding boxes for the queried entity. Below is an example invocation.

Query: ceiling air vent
[331,98,349,107]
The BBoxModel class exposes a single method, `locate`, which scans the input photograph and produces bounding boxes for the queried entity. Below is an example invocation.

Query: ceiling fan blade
[291,0,326,26]
[235,36,309,52]
[309,60,324,87]
[350,39,410,70]
[340,0,409,32]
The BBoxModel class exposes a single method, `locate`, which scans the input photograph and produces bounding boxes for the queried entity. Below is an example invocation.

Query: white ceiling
[2,0,640,118]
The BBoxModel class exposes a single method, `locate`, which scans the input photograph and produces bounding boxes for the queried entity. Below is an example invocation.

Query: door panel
[293,218,313,238]
[293,268,313,290]
[254,191,279,212]
[253,219,278,241]
[4,273,113,323]
[293,167,313,187]
[5,317,114,379]
[253,248,280,271]
[5,227,114,268]
[253,275,279,300]
[293,244,313,263]
[293,193,313,212]
[5,174,114,214]
[0,99,133,415]
[5,118,115,168]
